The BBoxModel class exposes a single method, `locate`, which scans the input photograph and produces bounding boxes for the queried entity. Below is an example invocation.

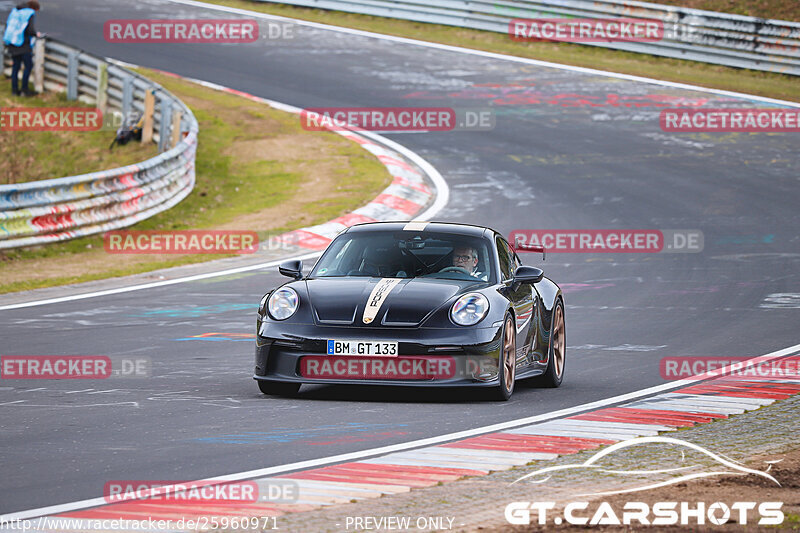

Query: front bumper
[254,321,504,386]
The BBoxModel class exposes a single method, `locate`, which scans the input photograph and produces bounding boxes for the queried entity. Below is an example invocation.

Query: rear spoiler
[514,242,546,261]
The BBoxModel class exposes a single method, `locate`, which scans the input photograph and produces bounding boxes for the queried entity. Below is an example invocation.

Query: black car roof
[345,221,500,239]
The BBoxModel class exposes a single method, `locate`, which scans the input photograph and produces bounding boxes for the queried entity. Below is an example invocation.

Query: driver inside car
[444,244,488,281]
[452,245,479,275]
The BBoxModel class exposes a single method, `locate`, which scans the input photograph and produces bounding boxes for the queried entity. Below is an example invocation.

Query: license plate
[327,340,398,357]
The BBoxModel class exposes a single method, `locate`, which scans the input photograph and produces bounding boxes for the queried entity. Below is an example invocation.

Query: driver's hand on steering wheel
[439,266,472,275]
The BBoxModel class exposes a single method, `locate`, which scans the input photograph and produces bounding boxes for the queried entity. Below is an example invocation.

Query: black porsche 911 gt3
[254,221,565,400]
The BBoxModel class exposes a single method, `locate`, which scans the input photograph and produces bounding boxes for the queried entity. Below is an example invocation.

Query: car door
[496,236,536,365]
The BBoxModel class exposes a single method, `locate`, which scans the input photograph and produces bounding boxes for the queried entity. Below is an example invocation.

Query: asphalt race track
[1,0,798,516]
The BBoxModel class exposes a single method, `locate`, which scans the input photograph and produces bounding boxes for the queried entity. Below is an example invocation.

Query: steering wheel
[439,266,472,275]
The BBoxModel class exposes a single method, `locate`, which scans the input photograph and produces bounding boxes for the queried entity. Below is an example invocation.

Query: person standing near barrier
[3,1,41,96]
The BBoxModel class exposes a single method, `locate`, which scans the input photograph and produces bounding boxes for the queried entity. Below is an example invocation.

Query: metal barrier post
[142,88,155,144]
[66,50,78,100]
[96,63,108,113]
[121,75,133,117]
[33,38,45,93]
[171,109,183,149]
[158,99,173,152]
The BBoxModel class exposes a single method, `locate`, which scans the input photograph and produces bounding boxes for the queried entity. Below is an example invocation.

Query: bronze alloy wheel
[552,303,565,379]
[492,314,517,400]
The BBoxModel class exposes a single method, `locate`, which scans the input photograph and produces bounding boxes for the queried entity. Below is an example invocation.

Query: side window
[496,237,513,281]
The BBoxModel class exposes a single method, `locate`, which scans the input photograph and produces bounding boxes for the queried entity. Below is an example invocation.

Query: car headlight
[267,287,299,320]
[450,293,489,326]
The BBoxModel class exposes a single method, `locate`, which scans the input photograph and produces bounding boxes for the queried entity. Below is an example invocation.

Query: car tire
[257,380,301,396]
[494,313,516,401]
[537,298,566,388]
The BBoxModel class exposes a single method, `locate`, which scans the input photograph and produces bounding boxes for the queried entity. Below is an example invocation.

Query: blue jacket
[4,7,36,54]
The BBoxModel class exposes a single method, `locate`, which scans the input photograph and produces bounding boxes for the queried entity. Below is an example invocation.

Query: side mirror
[279,260,303,280]
[514,265,544,284]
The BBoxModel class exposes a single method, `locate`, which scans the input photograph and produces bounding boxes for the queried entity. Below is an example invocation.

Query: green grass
[780,513,800,529]
[198,0,800,104]
[651,0,800,21]
[136,69,391,234]
[1,87,158,185]
[129,73,294,232]
[0,257,217,294]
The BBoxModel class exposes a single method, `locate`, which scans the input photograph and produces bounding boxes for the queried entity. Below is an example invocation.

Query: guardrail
[1,34,198,249]
[251,0,800,75]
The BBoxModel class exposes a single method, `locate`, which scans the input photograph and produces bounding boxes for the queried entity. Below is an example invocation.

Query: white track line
[3,343,798,522]
[0,252,319,311]
[167,0,800,107]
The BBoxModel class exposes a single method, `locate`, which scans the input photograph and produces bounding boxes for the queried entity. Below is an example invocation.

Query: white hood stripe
[363,278,402,324]
[403,221,429,231]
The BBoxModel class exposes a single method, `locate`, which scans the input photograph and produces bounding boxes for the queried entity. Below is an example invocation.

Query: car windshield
[310,230,494,282]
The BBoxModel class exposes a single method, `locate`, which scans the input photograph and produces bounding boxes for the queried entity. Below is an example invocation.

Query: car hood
[304,277,485,327]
